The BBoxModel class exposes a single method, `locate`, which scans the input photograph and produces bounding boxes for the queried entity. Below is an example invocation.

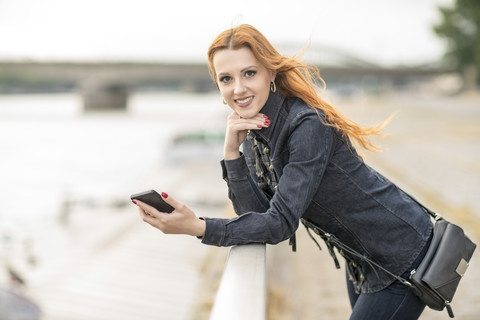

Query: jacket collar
[254,91,285,144]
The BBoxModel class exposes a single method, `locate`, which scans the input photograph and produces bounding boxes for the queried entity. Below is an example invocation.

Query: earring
[270,81,277,93]
[222,98,227,105]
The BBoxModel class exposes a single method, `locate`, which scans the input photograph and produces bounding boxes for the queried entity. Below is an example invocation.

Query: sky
[0,0,454,66]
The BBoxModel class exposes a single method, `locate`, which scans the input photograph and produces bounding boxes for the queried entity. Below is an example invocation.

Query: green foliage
[433,0,480,84]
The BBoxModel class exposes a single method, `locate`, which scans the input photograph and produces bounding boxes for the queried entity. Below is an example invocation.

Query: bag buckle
[456,258,469,277]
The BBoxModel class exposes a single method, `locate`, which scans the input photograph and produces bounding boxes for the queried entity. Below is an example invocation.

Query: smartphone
[130,189,174,213]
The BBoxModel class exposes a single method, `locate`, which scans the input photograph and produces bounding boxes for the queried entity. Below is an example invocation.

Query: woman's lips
[235,96,254,107]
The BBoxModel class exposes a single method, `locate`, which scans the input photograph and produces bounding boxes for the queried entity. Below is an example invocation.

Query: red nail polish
[263,115,269,119]
[257,125,262,128]
[161,192,168,198]
[131,200,137,204]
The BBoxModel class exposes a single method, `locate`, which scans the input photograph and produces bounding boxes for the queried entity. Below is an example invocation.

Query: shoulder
[284,97,311,112]
[283,97,327,125]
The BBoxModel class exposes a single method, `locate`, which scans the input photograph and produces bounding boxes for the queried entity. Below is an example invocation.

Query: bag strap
[301,218,415,288]
[300,185,443,288]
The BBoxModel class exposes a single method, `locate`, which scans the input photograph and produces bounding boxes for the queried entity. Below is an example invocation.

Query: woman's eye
[245,70,256,77]
[219,76,231,83]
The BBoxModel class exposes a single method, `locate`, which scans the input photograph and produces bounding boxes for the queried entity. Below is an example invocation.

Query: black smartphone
[130,189,174,213]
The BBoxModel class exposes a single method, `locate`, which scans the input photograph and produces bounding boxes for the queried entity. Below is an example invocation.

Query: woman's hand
[224,112,270,160]
[134,192,206,237]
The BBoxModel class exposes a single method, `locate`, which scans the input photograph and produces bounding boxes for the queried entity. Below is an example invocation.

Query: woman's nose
[234,80,246,95]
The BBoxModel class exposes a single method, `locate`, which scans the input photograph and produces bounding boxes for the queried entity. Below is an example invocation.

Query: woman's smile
[235,96,254,107]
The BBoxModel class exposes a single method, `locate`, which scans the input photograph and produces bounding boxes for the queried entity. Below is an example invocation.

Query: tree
[433,0,480,88]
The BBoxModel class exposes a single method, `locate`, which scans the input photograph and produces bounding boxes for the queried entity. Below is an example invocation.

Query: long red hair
[207,24,388,152]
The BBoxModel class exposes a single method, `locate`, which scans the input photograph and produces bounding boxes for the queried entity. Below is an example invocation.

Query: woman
[133,24,432,319]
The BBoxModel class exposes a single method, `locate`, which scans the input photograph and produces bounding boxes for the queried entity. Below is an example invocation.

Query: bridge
[0,61,214,110]
[0,44,453,110]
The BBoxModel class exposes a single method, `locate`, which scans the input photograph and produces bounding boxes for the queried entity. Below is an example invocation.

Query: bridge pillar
[80,80,129,111]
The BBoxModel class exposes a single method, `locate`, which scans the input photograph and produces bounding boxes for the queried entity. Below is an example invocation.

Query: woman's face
[213,47,275,119]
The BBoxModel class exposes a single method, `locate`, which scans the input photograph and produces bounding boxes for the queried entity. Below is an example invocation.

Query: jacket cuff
[221,153,249,181]
[201,217,227,246]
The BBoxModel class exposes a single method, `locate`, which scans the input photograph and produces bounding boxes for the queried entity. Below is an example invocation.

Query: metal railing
[209,244,267,320]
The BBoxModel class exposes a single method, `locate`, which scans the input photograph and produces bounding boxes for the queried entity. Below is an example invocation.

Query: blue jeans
[346,233,432,320]
[347,276,425,320]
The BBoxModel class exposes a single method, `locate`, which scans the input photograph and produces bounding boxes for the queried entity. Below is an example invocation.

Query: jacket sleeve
[201,110,334,247]
[220,154,270,215]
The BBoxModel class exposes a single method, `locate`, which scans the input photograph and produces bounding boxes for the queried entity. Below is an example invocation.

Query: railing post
[209,244,266,320]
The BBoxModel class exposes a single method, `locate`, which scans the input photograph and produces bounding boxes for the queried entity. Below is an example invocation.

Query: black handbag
[408,211,476,318]
[302,197,476,318]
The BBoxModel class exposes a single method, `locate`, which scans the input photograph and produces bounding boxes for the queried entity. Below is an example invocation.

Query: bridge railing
[209,244,267,320]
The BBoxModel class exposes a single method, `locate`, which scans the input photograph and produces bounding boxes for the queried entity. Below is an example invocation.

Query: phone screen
[130,189,174,213]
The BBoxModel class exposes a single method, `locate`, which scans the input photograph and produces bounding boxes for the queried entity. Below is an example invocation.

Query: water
[0,92,227,273]
[1,92,218,211]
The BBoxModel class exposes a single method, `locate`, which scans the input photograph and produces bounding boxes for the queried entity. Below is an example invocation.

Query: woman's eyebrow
[241,65,257,72]
[217,65,257,77]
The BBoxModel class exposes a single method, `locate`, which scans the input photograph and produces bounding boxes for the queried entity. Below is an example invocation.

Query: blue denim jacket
[201,92,432,293]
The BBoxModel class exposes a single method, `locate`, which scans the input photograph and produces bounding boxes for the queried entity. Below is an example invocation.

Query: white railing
[209,244,267,320]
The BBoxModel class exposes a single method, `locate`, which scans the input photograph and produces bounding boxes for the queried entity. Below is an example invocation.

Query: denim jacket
[201,92,432,293]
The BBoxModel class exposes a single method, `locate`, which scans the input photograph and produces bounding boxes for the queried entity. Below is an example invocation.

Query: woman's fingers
[159,192,182,211]
[132,193,205,237]
[228,112,269,130]
[226,112,270,141]
[223,112,270,160]
[135,200,155,216]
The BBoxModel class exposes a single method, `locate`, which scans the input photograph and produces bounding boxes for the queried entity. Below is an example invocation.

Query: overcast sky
[0,0,454,66]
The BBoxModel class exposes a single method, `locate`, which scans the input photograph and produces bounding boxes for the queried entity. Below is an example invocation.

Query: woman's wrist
[224,149,241,160]
[194,217,206,238]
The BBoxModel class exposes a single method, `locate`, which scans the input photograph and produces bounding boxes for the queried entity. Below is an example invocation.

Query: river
[0,92,225,224]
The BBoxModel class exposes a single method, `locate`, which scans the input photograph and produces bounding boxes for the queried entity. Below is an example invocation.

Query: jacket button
[264,147,269,154]
[269,164,274,172]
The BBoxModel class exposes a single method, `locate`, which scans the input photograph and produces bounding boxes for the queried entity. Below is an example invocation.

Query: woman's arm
[133,111,270,238]
[223,112,269,160]
[221,155,271,215]
[133,110,334,246]
[202,111,335,247]
[221,111,272,214]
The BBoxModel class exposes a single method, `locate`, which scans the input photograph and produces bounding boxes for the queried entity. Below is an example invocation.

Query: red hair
[207,24,388,152]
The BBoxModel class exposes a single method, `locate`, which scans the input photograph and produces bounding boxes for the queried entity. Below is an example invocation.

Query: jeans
[346,233,432,320]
